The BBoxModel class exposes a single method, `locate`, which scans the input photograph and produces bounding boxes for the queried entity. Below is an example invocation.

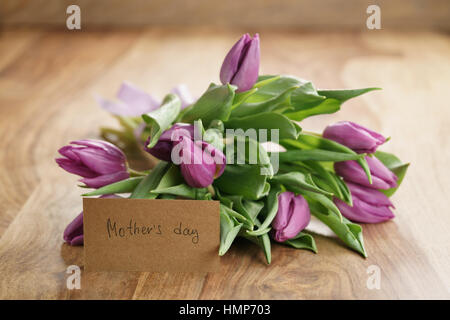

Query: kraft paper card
[83,198,220,272]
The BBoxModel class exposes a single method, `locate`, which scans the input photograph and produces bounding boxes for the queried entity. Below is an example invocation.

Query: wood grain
[0,27,449,299]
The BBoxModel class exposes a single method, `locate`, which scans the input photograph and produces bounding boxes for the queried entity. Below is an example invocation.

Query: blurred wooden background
[0,1,450,300]
[1,0,450,30]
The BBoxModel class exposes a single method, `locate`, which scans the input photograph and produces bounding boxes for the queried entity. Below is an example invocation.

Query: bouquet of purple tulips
[57,34,408,262]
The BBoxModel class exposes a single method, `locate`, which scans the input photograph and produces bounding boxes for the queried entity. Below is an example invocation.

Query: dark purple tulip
[334,156,397,190]
[63,211,84,246]
[176,137,226,188]
[145,123,195,161]
[220,33,260,92]
[323,121,386,154]
[56,140,129,188]
[63,195,121,246]
[335,182,394,223]
[272,192,311,242]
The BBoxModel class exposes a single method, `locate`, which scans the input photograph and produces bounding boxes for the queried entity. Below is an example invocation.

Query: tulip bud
[63,195,121,246]
[176,137,226,188]
[323,121,386,154]
[220,33,260,92]
[334,156,397,190]
[56,140,129,188]
[272,192,311,242]
[335,182,394,223]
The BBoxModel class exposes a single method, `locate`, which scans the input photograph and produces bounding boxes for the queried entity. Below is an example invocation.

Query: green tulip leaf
[181,83,236,127]
[239,217,272,264]
[225,112,302,140]
[214,163,270,200]
[142,94,181,148]
[281,133,372,183]
[151,183,210,200]
[271,172,333,196]
[220,204,243,256]
[374,151,409,197]
[279,149,362,162]
[284,232,317,253]
[130,161,170,199]
[82,176,144,196]
[309,200,367,257]
[246,183,282,236]
[284,88,380,121]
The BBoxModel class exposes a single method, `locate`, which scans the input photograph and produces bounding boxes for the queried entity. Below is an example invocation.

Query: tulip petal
[276,195,310,241]
[272,191,294,231]
[231,34,260,92]
[96,82,160,117]
[171,84,195,109]
[335,156,397,190]
[335,198,394,224]
[179,138,216,188]
[346,181,394,207]
[72,148,126,175]
[55,158,98,178]
[220,33,251,85]
[323,121,385,154]
[63,211,83,244]
[71,139,126,161]
[80,170,129,188]
[117,82,161,114]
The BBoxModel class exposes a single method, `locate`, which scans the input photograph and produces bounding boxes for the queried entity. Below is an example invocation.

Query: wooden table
[0,28,449,299]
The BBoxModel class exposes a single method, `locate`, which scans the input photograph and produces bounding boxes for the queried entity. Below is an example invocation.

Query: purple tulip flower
[96,82,161,117]
[334,156,397,190]
[63,195,121,246]
[145,123,226,188]
[97,82,195,116]
[176,136,226,188]
[323,121,386,154]
[220,33,260,92]
[335,182,395,223]
[272,192,311,242]
[145,123,195,161]
[56,140,129,188]
[171,84,195,110]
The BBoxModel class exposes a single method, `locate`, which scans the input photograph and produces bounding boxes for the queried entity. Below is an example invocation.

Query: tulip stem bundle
[57,34,408,262]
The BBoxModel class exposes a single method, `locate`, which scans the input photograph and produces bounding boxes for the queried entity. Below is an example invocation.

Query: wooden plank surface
[0,27,449,299]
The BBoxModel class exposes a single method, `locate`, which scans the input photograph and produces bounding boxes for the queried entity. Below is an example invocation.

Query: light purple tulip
[171,84,195,110]
[220,33,260,92]
[145,123,195,161]
[335,182,395,223]
[323,121,386,154]
[56,139,129,188]
[63,195,121,246]
[334,156,397,190]
[272,192,311,242]
[96,82,161,117]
